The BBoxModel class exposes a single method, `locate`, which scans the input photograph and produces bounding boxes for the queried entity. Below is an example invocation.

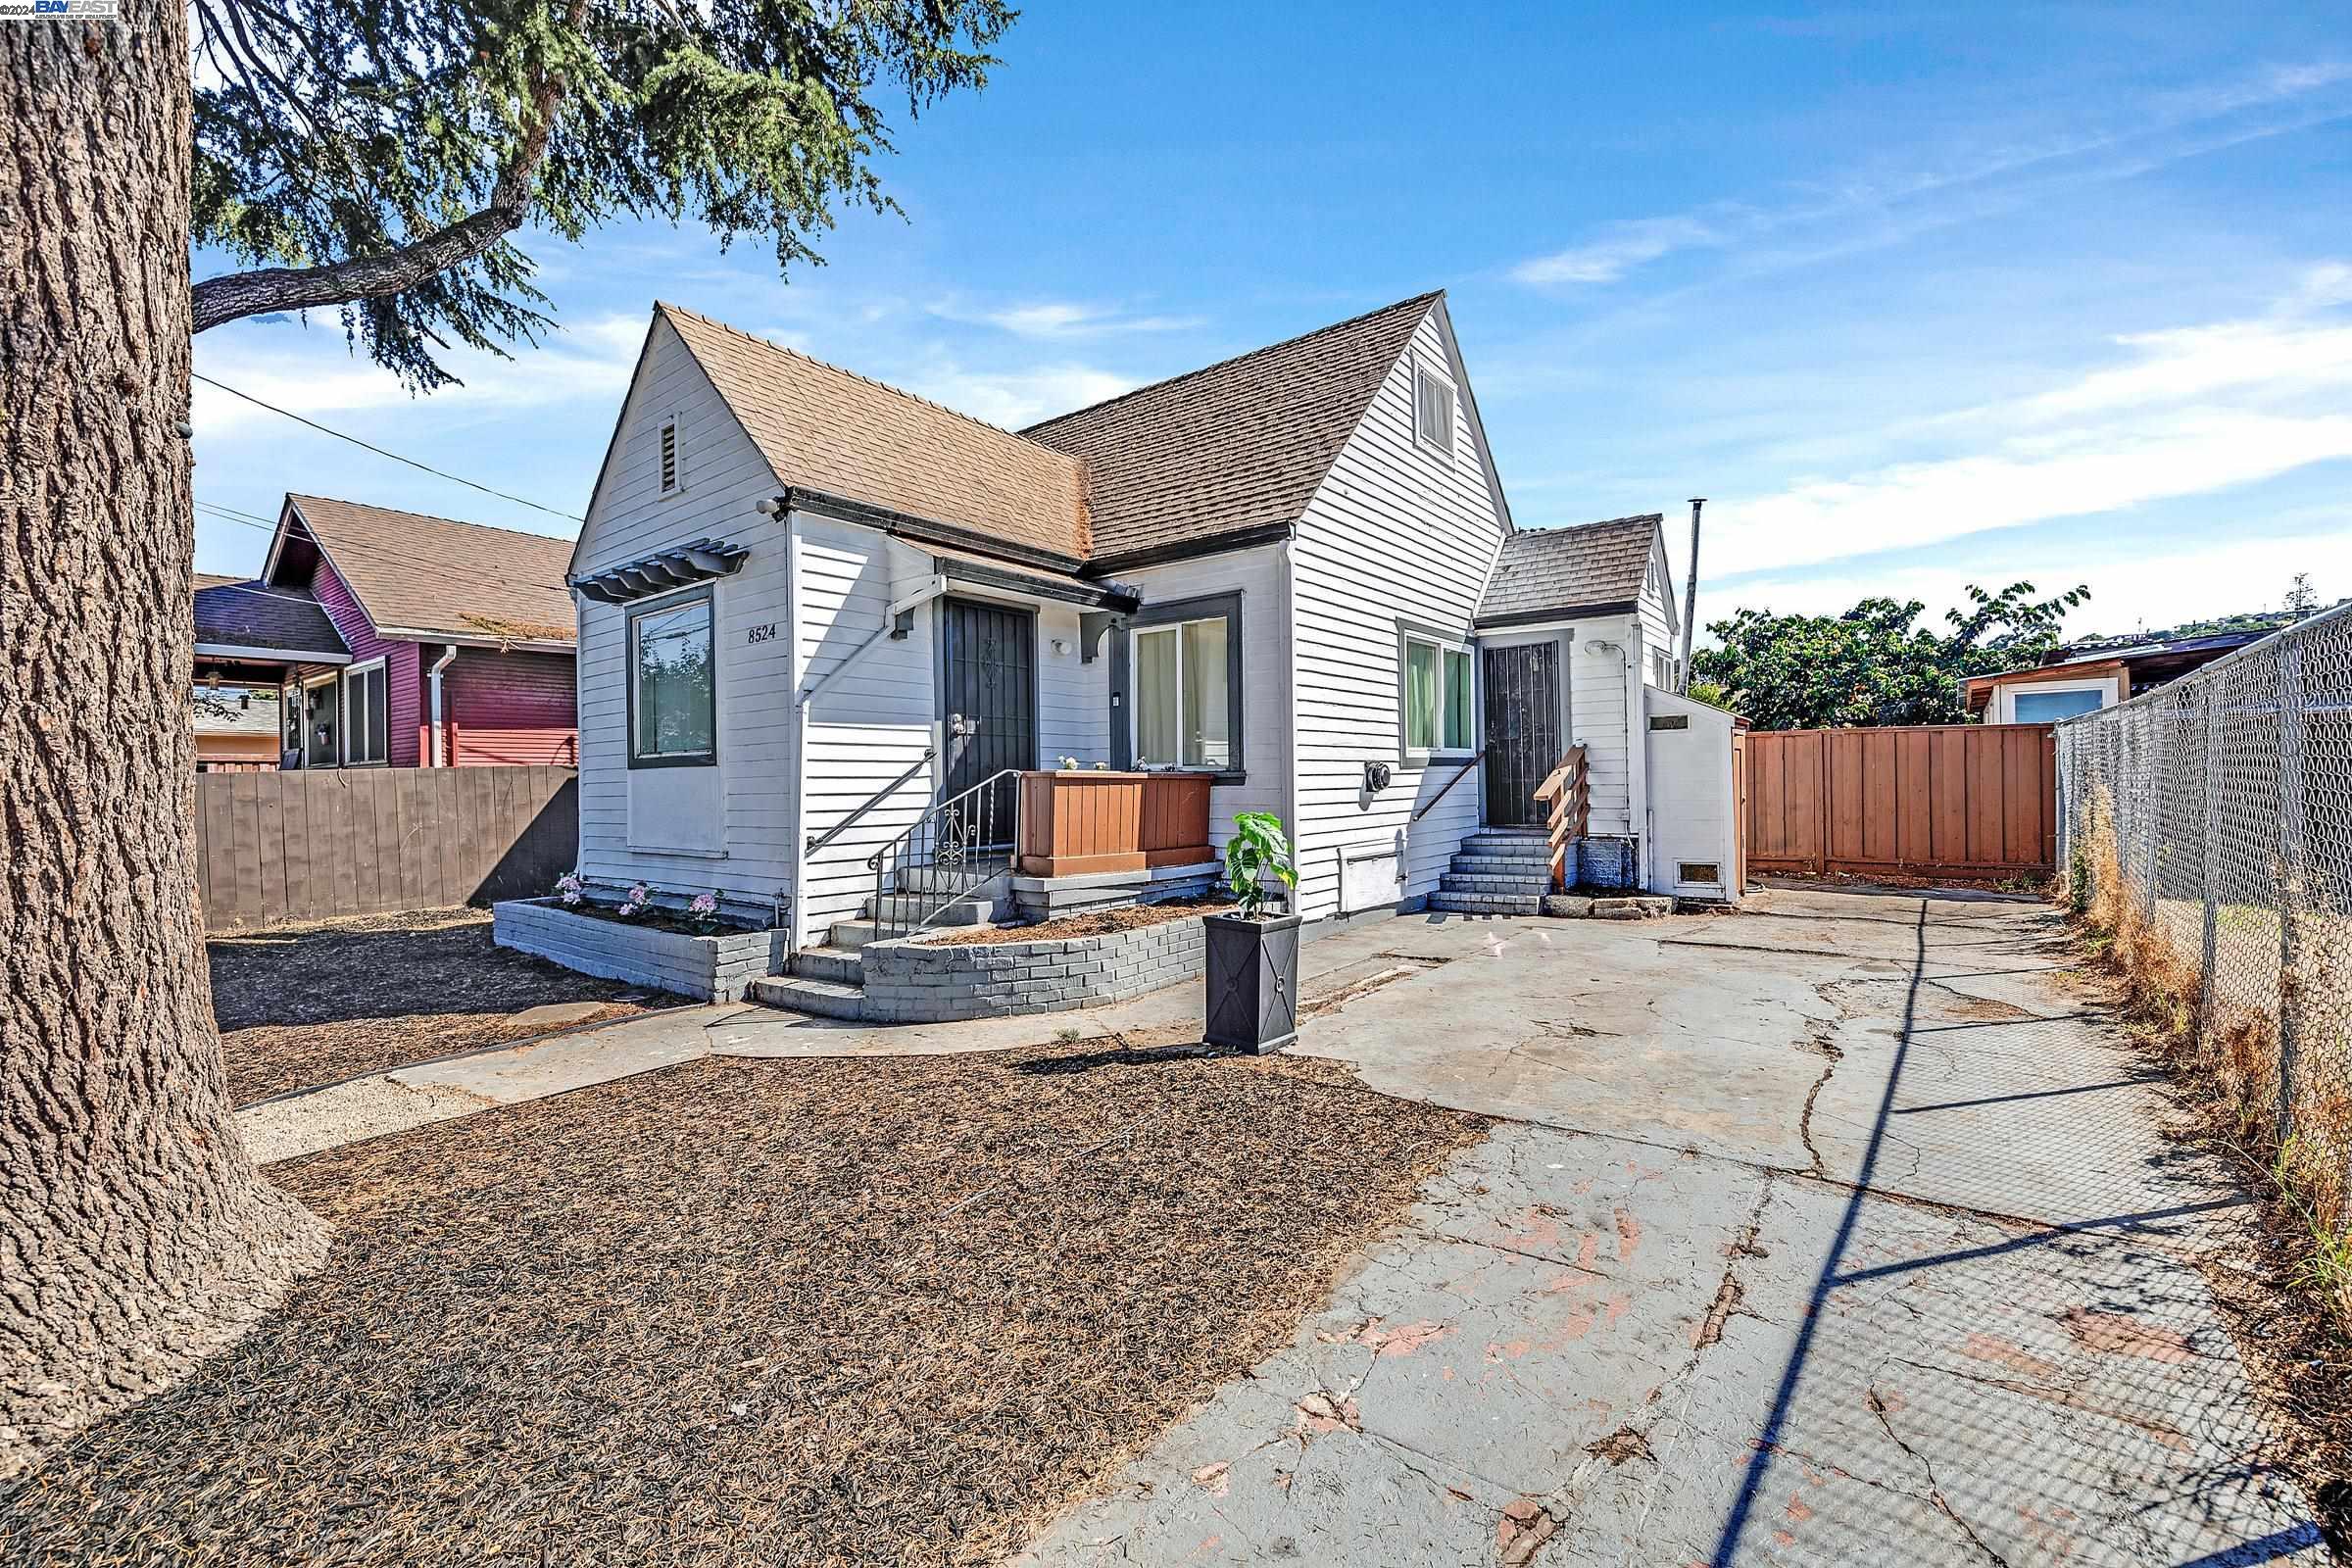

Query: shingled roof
[280,495,578,644]
[193,576,350,658]
[1024,292,1443,564]
[1476,514,1662,627]
[657,303,1090,562]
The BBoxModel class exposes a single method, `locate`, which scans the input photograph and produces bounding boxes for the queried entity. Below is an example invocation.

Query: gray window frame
[1118,590,1245,784]
[625,583,718,770]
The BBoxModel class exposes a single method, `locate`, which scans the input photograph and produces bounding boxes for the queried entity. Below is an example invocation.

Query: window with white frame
[1134,614,1233,769]
[1413,362,1455,460]
[1400,629,1475,758]
[343,660,387,764]
[658,415,682,496]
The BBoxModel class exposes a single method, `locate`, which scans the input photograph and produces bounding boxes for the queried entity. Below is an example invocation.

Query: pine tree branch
[191,0,579,335]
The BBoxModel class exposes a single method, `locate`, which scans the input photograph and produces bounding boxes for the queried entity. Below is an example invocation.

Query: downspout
[427,644,458,765]
[1277,537,1303,911]
[1678,498,1704,694]
[1622,626,1651,892]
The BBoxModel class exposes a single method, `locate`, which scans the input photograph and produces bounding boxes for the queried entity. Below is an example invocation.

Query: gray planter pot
[1203,911,1301,1054]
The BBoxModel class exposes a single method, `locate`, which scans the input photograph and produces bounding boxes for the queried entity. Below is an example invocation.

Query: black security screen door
[1482,642,1560,827]
[940,598,1036,837]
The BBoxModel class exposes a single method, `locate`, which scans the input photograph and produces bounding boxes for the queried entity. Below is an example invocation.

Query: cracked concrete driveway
[1015,888,2327,1567]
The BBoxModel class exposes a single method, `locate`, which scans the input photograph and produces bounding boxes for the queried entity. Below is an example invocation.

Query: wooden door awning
[570,538,750,604]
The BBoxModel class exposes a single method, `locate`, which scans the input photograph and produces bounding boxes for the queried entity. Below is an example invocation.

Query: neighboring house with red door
[558,288,1715,977]
[191,494,579,769]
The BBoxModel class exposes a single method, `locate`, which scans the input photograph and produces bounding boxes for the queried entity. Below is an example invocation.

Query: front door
[1482,641,1560,827]
[939,598,1037,842]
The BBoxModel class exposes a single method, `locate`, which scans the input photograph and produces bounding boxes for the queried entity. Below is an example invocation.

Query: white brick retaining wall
[861,913,1210,1024]
[494,898,787,1002]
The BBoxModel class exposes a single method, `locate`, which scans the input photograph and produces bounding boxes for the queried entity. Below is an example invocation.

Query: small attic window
[659,416,681,496]
[1414,363,1454,461]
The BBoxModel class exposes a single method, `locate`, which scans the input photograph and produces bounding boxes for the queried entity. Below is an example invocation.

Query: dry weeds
[0,1043,1488,1566]
[209,908,687,1104]
[921,896,1236,948]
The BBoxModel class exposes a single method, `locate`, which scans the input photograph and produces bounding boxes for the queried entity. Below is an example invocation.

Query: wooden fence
[194,765,577,931]
[1742,724,2057,881]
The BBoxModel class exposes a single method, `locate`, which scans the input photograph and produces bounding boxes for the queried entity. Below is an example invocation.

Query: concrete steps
[748,973,865,1019]
[791,945,864,985]
[1429,829,1552,916]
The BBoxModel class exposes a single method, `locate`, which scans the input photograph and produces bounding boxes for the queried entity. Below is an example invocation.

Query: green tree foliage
[189,0,1013,384]
[1691,581,2089,730]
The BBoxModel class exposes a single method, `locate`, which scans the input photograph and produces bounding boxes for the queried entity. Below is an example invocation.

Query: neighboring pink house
[191,494,578,769]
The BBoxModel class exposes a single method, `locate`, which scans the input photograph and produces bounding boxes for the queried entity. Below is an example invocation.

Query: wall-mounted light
[1050,638,1070,657]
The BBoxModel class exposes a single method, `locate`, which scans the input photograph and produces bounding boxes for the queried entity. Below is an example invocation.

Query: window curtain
[1136,626,1179,764]
[1181,618,1228,766]
[1444,649,1473,751]
[1405,641,1442,751]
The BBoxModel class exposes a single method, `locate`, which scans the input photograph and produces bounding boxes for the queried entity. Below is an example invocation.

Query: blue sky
[190,1,2352,642]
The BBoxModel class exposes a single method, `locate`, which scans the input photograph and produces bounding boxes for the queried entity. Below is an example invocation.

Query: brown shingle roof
[284,495,578,644]
[192,577,351,657]
[656,303,1090,562]
[1024,292,1443,563]
[1476,514,1661,626]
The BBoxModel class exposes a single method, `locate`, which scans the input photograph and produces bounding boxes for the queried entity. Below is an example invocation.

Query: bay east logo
[0,0,122,19]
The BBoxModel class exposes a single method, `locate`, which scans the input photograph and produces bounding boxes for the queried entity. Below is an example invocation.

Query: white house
[562,290,1721,983]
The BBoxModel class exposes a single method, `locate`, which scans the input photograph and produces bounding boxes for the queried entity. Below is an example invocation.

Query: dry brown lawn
[0,1040,1487,1566]
[209,907,687,1103]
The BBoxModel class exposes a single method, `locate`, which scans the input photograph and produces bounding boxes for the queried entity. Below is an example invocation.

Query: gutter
[427,644,458,766]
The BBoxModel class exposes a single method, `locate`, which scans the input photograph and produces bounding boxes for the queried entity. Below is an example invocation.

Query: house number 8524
[747,623,777,645]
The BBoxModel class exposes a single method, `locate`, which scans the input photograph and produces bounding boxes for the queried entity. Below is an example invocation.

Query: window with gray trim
[1126,592,1244,780]
[1398,623,1475,760]
[629,589,715,765]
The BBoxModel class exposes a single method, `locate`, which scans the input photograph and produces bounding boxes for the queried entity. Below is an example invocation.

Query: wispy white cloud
[1511,61,2352,289]
[1699,272,2352,579]
[901,359,1136,428]
[190,310,645,439]
[927,296,1204,340]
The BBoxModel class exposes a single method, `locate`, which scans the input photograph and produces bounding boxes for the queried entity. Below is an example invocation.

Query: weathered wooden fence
[194,765,577,930]
[1743,724,2057,880]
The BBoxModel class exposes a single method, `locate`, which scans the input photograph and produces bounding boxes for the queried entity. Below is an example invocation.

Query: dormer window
[1414,363,1455,461]
[659,416,681,496]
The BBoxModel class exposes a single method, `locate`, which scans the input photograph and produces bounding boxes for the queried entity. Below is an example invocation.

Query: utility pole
[1679,498,1705,693]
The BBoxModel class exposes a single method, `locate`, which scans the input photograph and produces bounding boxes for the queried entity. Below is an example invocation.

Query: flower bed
[495,897,786,1003]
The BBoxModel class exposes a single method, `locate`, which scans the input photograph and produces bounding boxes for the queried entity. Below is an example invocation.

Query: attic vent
[659,416,680,496]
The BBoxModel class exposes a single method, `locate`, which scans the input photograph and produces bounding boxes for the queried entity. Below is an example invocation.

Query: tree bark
[1,0,328,1479]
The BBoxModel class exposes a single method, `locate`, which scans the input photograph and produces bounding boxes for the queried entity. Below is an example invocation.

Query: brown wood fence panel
[1742,724,2055,880]
[195,765,578,931]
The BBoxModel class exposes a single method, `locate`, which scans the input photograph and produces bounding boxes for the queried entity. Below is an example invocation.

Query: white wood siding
[1566,612,1639,837]
[1118,543,1290,848]
[1287,309,1510,920]
[793,515,1110,946]
[573,316,795,908]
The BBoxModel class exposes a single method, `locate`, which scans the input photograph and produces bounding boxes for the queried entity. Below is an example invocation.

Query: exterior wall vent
[1679,861,1720,884]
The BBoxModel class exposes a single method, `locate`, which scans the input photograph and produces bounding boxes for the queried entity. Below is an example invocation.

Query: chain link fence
[2057,601,2352,1260]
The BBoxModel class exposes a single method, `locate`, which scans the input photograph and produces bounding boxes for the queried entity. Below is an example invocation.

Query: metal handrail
[866,766,1026,941]
[807,747,936,858]
[1410,751,1485,822]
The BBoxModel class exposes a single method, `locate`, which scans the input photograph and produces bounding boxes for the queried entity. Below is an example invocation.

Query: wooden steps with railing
[1534,746,1590,893]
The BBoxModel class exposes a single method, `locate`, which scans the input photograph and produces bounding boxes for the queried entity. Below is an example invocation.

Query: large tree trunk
[1,0,328,1478]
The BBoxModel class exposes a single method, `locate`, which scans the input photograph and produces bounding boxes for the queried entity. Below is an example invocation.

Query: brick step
[747,974,866,1019]
[1440,872,1548,896]
[1427,893,1544,916]
[893,861,1011,896]
[1462,830,1550,849]
[791,945,865,985]
[1449,853,1553,875]
[826,920,885,951]
[861,894,992,926]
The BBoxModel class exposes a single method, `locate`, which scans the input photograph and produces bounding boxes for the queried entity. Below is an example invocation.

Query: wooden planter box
[1016,770,1215,876]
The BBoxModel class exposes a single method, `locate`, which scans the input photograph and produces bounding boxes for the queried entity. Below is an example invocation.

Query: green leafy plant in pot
[1204,812,1302,1054]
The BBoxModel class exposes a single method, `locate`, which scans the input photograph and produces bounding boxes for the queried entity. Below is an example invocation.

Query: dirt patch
[922,895,1237,947]
[1,1043,1488,1566]
[210,907,687,1104]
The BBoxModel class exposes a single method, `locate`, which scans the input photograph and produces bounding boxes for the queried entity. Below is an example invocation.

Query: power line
[191,372,586,523]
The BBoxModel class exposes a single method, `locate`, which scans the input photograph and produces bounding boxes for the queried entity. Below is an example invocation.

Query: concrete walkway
[1015,890,2326,1567]
[236,915,1470,1163]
